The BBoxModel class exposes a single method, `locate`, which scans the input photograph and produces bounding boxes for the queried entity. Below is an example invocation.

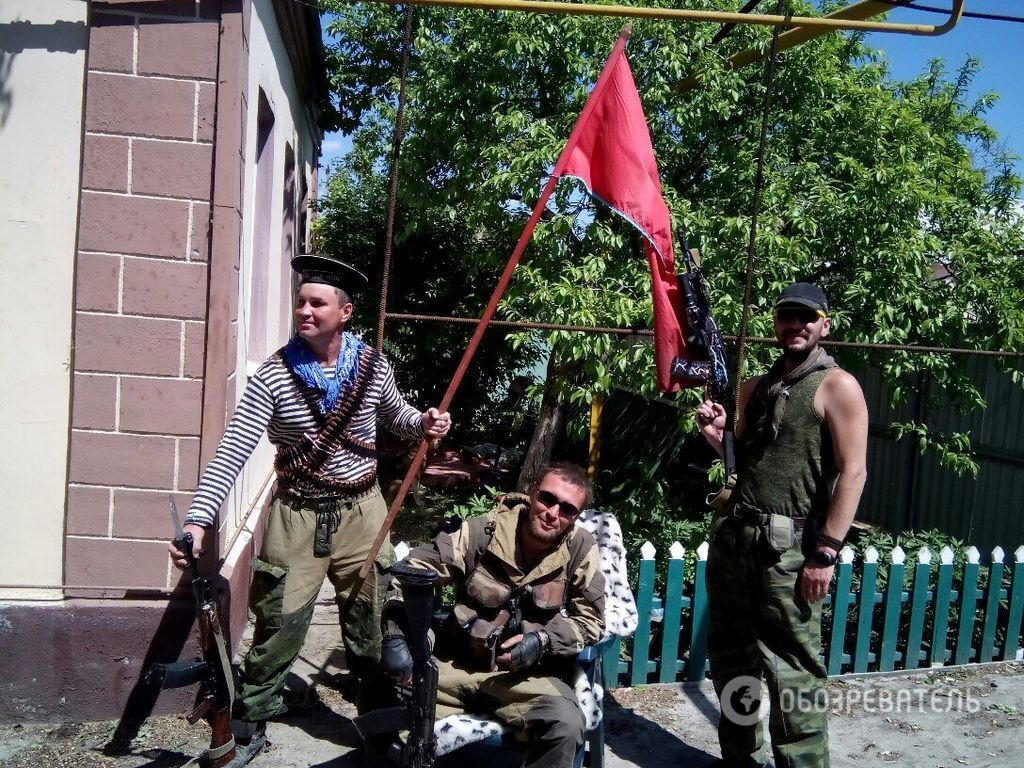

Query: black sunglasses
[535,489,581,518]
[774,306,825,324]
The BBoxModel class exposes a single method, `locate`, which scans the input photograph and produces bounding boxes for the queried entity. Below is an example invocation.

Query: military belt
[730,502,807,535]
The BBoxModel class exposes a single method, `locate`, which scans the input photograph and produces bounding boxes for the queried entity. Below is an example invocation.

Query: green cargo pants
[234,486,394,723]
[434,653,584,768]
[706,515,830,768]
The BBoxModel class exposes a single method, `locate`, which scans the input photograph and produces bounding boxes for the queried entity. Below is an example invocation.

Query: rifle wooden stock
[208,702,236,768]
[194,591,237,767]
[152,522,237,766]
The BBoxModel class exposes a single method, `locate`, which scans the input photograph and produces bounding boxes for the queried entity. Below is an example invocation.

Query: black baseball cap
[291,253,369,294]
[775,282,829,314]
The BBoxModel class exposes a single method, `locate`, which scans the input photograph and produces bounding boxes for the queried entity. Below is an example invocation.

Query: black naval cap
[775,281,829,314]
[291,253,369,293]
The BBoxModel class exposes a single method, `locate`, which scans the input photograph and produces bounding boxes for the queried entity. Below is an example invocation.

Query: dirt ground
[3,583,1023,768]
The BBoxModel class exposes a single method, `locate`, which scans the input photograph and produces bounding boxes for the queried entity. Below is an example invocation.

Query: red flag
[356,30,696,576]
[555,34,687,392]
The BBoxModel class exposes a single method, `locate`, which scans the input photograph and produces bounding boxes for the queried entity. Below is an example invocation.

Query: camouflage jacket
[401,494,605,658]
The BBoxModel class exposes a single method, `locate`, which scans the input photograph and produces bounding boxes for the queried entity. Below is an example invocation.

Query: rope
[376,4,416,349]
[732,0,785,412]
[383,313,1024,358]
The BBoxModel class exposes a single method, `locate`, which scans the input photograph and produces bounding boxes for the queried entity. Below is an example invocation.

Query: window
[279,142,296,335]
[247,90,275,365]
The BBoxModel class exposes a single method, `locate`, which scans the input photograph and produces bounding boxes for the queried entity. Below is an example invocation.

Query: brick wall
[68,1,223,590]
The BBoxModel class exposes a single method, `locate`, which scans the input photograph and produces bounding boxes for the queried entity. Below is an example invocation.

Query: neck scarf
[283,333,366,415]
[754,346,838,439]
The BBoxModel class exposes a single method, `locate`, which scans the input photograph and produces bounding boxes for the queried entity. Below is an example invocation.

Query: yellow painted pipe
[362,0,964,36]
[677,0,952,91]
[588,393,604,482]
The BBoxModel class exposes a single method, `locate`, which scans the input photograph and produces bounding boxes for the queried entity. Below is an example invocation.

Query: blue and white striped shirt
[185,348,424,527]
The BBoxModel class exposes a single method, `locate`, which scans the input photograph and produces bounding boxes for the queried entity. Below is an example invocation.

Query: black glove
[508,631,547,671]
[380,634,413,678]
[380,602,413,678]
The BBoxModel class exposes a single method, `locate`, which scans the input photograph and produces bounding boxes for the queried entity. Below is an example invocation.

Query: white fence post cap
[1015,546,1024,563]
[966,546,980,565]
[864,546,879,564]
[992,546,1005,564]
[890,546,906,565]
[697,541,710,560]
[839,546,855,564]
[640,541,656,560]
[940,546,955,565]
[669,541,685,559]
[917,546,932,565]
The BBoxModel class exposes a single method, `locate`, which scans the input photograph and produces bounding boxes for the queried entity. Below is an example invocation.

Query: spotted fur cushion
[576,508,639,638]
[433,662,605,756]
[432,510,634,756]
[434,714,506,755]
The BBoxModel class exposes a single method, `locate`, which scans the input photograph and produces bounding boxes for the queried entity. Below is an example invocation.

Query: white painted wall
[225,0,320,535]
[0,0,89,599]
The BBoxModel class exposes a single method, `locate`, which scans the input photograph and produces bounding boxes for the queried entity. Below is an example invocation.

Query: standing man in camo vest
[696,282,868,768]
[169,254,451,766]
[380,463,605,767]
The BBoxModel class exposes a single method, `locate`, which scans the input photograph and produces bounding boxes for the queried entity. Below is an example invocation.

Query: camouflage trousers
[233,486,394,723]
[434,653,584,768]
[706,515,829,768]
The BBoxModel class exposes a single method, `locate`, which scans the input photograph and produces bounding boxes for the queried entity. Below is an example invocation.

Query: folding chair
[430,508,638,768]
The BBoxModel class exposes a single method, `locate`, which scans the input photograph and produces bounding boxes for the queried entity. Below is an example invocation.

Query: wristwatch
[809,549,839,567]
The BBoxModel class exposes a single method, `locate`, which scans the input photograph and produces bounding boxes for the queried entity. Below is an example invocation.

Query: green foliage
[848,526,968,586]
[434,485,504,522]
[317,0,1024,486]
[889,421,980,477]
[831,526,1016,669]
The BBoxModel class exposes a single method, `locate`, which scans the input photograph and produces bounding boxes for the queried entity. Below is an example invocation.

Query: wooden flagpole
[358,24,634,578]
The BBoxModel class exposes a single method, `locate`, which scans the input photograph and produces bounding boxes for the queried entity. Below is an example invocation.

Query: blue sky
[865,0,1023,173]
[319,2,1023,175]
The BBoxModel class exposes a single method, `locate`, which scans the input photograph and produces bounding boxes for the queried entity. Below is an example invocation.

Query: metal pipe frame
[360,0,964,36]
[678,1,956,90]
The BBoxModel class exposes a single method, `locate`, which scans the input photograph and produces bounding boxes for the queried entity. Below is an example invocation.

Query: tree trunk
[517,354,566,493]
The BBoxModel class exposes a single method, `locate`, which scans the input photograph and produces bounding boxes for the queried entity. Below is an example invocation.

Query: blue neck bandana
[283,333,366,415]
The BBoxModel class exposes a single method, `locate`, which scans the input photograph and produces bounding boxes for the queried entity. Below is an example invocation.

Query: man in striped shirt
[169,254,451,765]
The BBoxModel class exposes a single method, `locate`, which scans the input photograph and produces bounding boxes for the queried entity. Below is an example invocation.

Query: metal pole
[361,0,964,36]
[588,394,604,482]
[376,5,416,349]
[679,1,935,91]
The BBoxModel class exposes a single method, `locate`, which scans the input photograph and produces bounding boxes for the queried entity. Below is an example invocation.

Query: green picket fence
[602,542,1024,689]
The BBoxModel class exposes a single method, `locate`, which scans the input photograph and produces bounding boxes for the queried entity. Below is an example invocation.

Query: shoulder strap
[274,346,382,482]
[565,527,597,593]
[461,510,501,577]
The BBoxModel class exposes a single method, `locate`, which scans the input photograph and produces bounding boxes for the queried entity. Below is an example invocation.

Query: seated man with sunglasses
[696,282,868,768]
[378,462,605,768]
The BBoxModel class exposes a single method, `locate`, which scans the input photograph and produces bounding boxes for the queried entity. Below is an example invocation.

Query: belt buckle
[731,503,755,520]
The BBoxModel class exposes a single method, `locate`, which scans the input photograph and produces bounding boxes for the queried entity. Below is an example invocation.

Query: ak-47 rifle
[146,498,236,767]
[670,234,736,476]
[392,563,439,768]
[354,562,439,768]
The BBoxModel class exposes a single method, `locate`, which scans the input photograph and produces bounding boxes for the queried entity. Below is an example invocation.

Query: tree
[317,0,1023,503]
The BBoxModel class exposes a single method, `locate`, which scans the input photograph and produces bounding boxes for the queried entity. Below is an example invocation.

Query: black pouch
[465,567,513,608]
[452,604,509,672]
[313,500,339,557]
